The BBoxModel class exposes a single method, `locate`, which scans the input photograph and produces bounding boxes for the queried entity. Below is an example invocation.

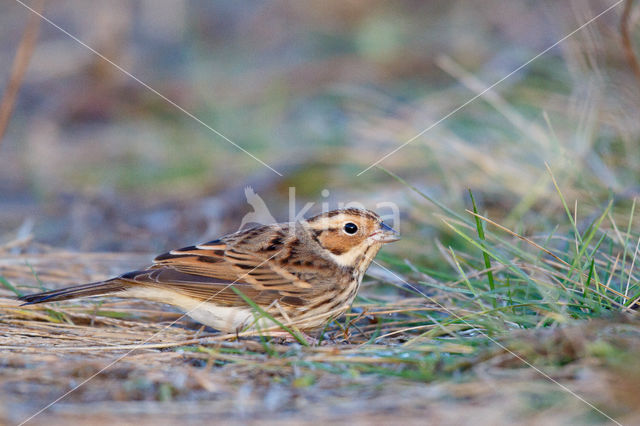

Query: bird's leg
[263,300,320,345]
[266,331,319,346]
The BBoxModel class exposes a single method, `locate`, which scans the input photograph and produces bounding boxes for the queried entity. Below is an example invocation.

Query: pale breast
[124,287,257,332]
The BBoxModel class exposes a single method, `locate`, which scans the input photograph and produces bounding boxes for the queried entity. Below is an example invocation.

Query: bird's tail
[19,279,128,305]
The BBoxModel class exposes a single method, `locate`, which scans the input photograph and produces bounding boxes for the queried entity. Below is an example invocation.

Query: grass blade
[469,189,496,307]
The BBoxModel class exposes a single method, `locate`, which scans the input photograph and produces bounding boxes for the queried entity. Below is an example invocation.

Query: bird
[19,208,400,337]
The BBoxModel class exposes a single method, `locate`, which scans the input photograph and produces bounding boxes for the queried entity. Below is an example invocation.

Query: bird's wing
[120,238,310,307]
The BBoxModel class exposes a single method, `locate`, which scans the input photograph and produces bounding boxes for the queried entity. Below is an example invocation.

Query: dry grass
[2,1,640,424]
[2,239,640,425]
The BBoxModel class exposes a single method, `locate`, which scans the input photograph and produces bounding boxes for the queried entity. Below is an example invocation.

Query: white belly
[124,287,259,332]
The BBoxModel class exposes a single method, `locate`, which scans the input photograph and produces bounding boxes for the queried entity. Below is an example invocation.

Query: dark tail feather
[19,279,128,305]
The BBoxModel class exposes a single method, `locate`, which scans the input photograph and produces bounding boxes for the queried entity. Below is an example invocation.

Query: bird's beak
[370,222,400,243]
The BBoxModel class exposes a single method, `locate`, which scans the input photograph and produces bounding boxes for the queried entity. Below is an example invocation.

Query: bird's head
[303,208,400,268]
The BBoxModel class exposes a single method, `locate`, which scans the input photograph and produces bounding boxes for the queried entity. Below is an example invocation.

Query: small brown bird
[20,208,399,335]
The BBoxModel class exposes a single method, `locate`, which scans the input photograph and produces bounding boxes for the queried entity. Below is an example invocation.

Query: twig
[0,0,45,148]
[621,0,640,82]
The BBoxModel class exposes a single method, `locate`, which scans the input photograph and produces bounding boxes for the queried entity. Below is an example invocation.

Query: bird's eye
[343,222,358,235]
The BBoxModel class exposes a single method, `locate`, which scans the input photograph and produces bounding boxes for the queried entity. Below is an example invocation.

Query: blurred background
[3,2,640,423]
[1,0,638,259]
